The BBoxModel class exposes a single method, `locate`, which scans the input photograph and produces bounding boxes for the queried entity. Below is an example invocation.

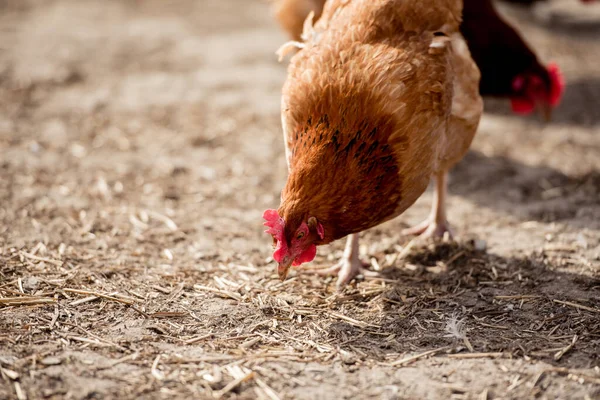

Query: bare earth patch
[1,0,599,399]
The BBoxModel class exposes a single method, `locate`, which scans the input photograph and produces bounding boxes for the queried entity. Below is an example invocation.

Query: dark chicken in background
[461,0,564,118]
[273,0,565,119]
[264,0,483,288]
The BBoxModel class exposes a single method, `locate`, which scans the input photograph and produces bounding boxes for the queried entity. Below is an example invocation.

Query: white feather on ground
[444,313,467,339]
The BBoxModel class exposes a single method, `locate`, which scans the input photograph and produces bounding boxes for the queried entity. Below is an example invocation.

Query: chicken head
[510,63,565,121]
[263,209,324,280]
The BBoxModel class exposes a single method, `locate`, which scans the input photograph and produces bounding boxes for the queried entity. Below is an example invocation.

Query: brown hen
[264,0,483,288]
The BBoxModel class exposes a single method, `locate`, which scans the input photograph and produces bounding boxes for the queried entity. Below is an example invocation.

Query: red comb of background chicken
[547,62,564,106]
[510,62,565,115]
[263,209,287,263]
[510,74,534,114]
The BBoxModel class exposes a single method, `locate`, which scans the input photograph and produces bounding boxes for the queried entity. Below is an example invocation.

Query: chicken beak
[538,102,553,123]
[277,257,293,281]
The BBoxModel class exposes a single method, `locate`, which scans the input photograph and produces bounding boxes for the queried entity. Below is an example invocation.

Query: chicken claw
[402,171,454,240]
[401,217,453,240]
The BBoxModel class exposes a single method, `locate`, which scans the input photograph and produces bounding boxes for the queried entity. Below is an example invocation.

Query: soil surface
[1,0,599,399]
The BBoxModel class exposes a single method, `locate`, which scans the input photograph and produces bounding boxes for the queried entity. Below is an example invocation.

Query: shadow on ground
[318,242,600,370]
[450,150,600,229]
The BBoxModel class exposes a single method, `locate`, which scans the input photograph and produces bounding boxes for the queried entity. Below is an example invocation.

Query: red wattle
[273,241,288,263]
[293,244,317,266]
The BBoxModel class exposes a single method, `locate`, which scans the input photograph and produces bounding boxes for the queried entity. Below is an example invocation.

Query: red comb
[547,63,565,106]
[263,209,284,240]
[263,209,279,223]
[263,209,287,263]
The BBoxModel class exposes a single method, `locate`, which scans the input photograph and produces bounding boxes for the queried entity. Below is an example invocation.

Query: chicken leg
[305,233,374,289]
[402,171,453,239]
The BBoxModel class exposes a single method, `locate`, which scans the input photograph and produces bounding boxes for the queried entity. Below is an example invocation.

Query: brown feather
[277,0,481,246]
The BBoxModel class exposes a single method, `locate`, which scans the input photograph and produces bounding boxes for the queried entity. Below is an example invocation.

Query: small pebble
[41,357,62,366]
[339,349,357,365]
[22,276,40,291]
[473,239,487,252]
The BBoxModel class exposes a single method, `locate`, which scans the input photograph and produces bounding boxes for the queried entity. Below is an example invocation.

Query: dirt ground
[1,0,599,399]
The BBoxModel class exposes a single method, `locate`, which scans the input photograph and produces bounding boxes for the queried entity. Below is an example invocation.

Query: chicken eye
[296,232,305,240]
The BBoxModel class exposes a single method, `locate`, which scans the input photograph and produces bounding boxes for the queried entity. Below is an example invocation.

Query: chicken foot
[401,171,454,240]
[303,233,376,289]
